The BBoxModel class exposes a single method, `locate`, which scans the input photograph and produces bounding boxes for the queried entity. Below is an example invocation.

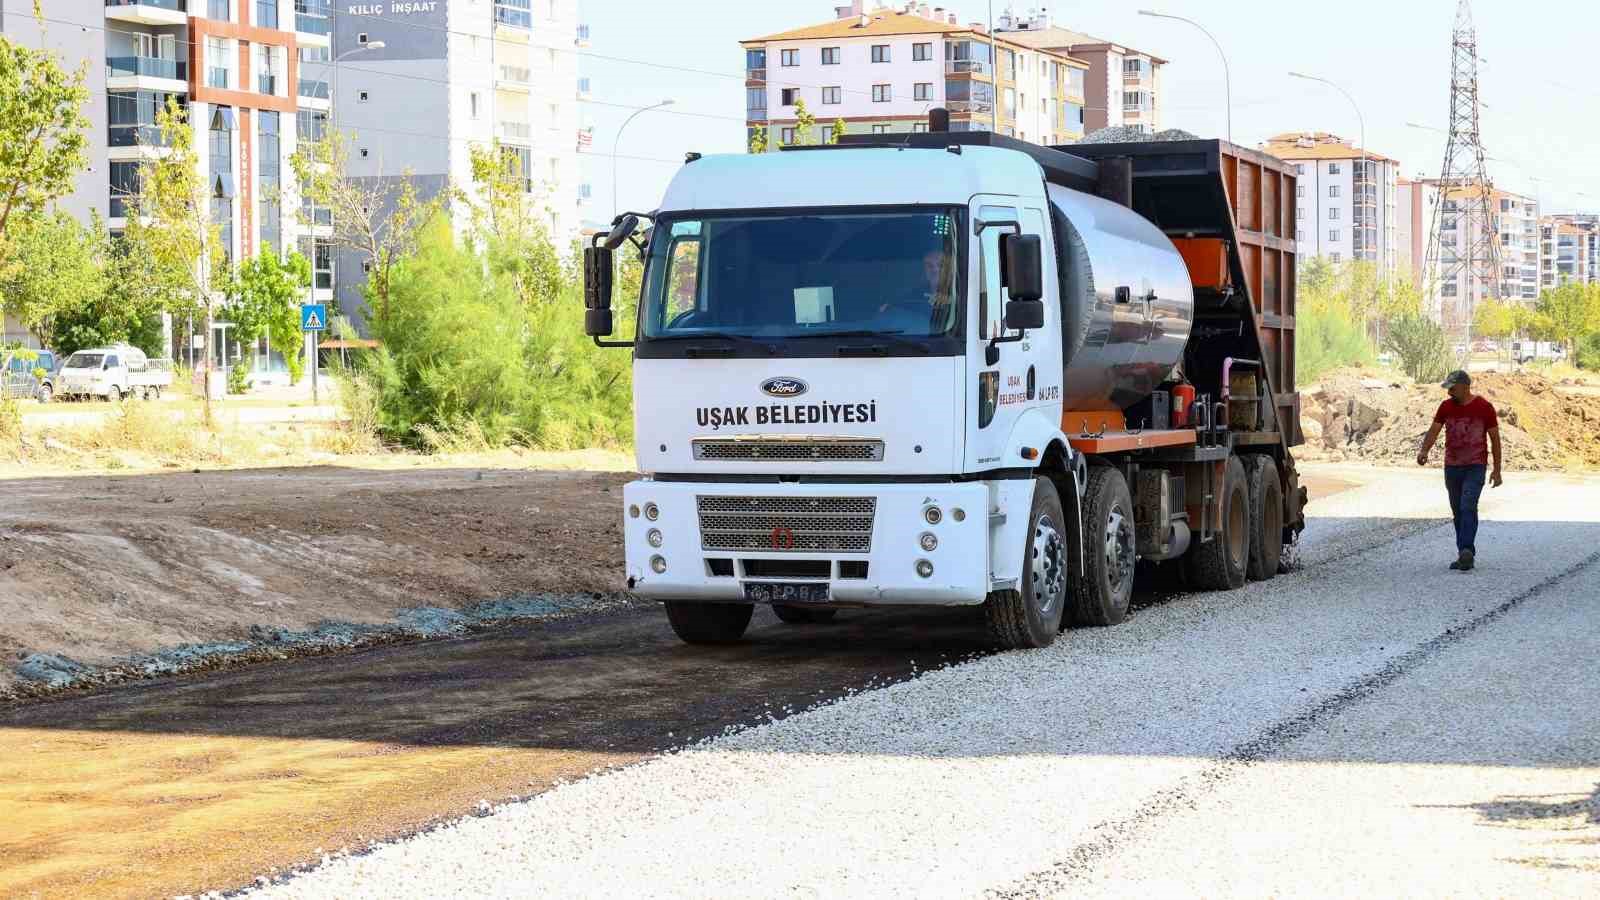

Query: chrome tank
[1047,183,1194,411]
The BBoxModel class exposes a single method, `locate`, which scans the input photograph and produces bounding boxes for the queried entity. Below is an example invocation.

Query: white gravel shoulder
[245,469,1600,899]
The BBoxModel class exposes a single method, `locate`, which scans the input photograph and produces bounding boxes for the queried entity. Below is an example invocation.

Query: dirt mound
[1298,368,1600,471]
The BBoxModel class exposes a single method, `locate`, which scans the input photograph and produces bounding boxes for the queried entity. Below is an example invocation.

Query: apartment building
[1412,181,1539,325]
[741,2,1088,148]
[993,8,1165,136]
[312,0,583,325]
[1539,214,1599,289]
[2,0,316,359]
[1262,132,1401,278]
[1397,175,1441,293]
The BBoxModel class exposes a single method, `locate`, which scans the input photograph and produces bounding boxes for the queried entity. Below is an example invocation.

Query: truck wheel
[984,476,1067,649]
[663,601,754,644]
[1183,456,1249,591]
[1245,456,1284,582]
[1069,467,1135,626]
[108,385,123,402]
[772,605,838,625]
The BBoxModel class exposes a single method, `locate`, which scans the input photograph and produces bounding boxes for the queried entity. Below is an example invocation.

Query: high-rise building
[312,0,584,325]
[992,8,1165,136]
[1262,132,1402,278]
[741,2,1088,148]
[1415,180,1538,324]
[1539,214,1600,290]
[2,0,313,362]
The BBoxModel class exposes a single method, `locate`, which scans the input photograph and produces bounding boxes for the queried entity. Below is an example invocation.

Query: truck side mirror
[583,245,614,338]
[1004,299,1045,331]
[999,232,1043,302]
[603,214,639,251]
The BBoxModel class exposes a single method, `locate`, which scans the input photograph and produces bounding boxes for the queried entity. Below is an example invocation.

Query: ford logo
[760,377,808,398]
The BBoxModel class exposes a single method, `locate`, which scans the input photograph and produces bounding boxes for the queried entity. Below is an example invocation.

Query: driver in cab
[879,247,956,334]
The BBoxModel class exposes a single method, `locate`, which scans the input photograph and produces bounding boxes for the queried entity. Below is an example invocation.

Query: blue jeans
[1444,464,1486,554]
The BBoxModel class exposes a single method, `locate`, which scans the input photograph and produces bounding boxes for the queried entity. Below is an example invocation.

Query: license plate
[743,582,830,604]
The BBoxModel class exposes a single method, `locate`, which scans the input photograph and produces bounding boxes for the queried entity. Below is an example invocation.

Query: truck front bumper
[623,480,991,607]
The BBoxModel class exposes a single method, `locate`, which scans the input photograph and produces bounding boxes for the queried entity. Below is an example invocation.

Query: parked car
[54,346,173,401]
[3,349,58,401]
[1510,340,1566,365]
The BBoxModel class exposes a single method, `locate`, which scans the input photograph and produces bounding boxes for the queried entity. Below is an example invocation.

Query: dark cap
[1441,370,1471,389]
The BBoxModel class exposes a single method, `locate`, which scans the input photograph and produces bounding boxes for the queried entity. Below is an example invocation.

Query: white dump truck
[583,118,1307,649]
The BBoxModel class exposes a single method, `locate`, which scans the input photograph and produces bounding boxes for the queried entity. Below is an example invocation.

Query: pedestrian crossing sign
[301,304,327,332]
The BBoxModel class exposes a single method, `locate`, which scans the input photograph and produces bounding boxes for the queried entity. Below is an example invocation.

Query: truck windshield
[65,353,104,369]
[639,208,963,352]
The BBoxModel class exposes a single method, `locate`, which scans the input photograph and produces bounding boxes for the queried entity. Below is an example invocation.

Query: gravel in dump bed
[1073,125,1200,144]
[244,472,1600,899]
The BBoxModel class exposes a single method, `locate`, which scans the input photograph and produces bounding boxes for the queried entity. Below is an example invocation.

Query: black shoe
[1457,550,1475,572]
[1449,559,1462,570]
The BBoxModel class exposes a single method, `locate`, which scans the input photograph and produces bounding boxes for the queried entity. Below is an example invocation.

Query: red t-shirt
[1434,396,1498,466]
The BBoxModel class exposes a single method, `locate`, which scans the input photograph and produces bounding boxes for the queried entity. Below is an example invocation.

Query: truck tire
[1068,467,1135,626]
[663,601,754,644]
[108,385,123,402]
[772,605,838,625]
[1245,455,1284,582]
[984,476,1068,649]
[1183,456,1249,591]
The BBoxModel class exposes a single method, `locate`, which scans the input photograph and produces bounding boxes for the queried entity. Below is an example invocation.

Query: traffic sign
[300,304,327,332]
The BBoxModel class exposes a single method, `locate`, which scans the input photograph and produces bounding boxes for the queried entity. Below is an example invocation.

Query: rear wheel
[984,476,1067,649]
[1245,456,1284,582]
[107,385,123,402]
[663,601,753,644]
[1183,456,1249,591]
[1069,467,1136,626]
[772,605,838,625]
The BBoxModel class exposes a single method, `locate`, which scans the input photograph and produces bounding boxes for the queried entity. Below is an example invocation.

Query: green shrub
[1384,313,1451,384]
[1577,332,1600,372]
[1298,297,1376,384]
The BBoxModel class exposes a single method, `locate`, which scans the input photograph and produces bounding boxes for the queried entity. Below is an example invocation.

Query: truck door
[965,201,1059,472]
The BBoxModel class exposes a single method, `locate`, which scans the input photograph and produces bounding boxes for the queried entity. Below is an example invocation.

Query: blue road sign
[300,304,327,332]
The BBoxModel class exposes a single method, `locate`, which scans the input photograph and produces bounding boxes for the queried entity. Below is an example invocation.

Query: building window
[1329,184,1340,198]
[745,49,765,71]
[470,92,481,119]
[1329,207,1340,220]
[821,125,835,143]
[746,87,766,116]
[1328,162,1340,174]
[258,110,281,254]
[1296,229,1305,242]
[296,108,327,144]
[1297,207,1304,220]
[871,84,891,102]
[208,0,230,21]
[258,45,279,96]
[781,48,798,67]
[871,45,890,63]
[914,82,932,101]
[1329,229,1341,242]
[209,106,235,266]
[913,42,932,61]
[1331,252,1341,263]
[781,87,799,106]
[109,161,141,218]
[358,90,369,103]
[821,47,840,65]
[495,0,533,28]
[781,126,797,145]
[255,0,278,28]
[207,36,230,89]
[822,86,841,104]
[872,124,891,134]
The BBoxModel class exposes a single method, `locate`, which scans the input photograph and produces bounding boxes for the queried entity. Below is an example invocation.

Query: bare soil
[0,451,633,691]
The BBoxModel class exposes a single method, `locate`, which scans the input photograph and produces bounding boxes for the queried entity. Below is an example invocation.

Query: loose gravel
[243,469,1600,899]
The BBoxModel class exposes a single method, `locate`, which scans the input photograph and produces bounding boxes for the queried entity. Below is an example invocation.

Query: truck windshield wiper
[811,329,932,355]
[652,331,777,356]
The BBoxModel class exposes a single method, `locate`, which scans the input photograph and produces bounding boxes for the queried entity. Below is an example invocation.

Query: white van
[55,346,174,401]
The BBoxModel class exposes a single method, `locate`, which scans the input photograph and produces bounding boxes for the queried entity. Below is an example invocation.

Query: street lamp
[1290,71,1369,264]
[331,40,385,138]
[613,99,674,220]
[1139,10,1230,145]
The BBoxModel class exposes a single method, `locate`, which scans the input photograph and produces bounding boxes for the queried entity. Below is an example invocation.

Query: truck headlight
[915,559,934,578]
[644,502,660,521]
[647,528,664,548]
[924,506,942,526]
[650,555,667,574]
[918,532,938,552]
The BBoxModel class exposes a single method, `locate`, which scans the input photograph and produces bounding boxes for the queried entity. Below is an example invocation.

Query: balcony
[576,24,591,46]
[576,77,591,100]
[258,74,279,96]
[497,65,531,91]
[945,59,991,77]
[106,56,186,87]
[499,120,532,141]
[108,124,172,148]
[945,100,992,114]
[746,68,766,84]
[295,1,332,43]
[105,0,187,26]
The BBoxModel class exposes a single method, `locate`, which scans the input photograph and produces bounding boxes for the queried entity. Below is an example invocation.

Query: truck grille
[697,496,876,553]
[692,438,885,462]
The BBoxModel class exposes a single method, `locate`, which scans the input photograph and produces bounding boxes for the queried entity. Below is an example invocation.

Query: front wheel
[772,605,838,625]
[106,385,123,402]
[664,601,753,644]
[984,476,1068,649]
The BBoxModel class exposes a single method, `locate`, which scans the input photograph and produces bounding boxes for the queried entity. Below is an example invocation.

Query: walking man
[1417,370,1502,570]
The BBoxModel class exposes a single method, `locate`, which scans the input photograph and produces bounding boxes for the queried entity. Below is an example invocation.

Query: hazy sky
[579,0,1600,222]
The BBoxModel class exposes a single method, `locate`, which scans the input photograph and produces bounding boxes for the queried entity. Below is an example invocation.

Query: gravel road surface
[245,468,1600,899]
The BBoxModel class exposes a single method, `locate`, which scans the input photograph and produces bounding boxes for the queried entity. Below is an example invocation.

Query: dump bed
[1065,140,1301,448]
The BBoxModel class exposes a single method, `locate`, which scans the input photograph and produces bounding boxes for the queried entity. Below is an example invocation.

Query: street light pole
[613,99,674,221]
[1291,72,1368,260]
[1139,10,1230,145]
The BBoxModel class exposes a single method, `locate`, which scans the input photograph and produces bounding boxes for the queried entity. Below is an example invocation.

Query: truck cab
[586,127,1305,649]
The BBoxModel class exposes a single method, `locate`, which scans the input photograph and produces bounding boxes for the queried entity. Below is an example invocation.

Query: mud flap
[1060,467,1085,578]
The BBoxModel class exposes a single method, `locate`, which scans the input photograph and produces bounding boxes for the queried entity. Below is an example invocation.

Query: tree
[830,117,846,145]
[225,251,313,384]
[122,98,228,412]
[466,141,562,306]
[0,210,104,358]
[748,125,769,154]
[1535,281,1600,357]
[0,33,90,267]
[1472,297,1517,360]
[290,129,447,326]
[1384,313,1450,384]
[792,98,816,146]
